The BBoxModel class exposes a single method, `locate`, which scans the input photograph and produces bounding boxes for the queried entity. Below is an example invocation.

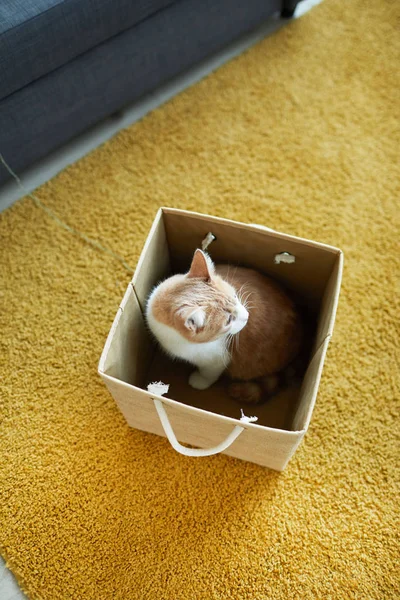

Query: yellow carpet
[1,0,399,597]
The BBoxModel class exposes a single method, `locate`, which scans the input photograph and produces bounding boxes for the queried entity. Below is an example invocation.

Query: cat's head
[148,249,249,343]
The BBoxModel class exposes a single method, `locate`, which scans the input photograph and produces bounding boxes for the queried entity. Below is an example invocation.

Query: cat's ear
[188,249,214,280]
[180,307,206,332]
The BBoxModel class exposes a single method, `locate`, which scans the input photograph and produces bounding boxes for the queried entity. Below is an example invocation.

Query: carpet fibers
[1,0,399,598]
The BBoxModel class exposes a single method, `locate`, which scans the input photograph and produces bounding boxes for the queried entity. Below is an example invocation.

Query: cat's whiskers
[226,265,239,284]
[238,289,254,316]
[244,299,255,309]
[237,285,249,300]
[237,283,248,297]
[223,335,235,366]
[227,330,241,354]
[235,332,240,352]
[237,283,250,298]
[243,290,254,305]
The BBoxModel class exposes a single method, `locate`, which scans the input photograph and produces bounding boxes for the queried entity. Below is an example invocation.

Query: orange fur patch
[216,265,303,380]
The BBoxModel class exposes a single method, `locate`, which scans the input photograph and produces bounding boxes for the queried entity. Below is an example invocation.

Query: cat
[146,249,303,404]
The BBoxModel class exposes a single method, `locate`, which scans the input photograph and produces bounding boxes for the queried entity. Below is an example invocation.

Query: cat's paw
[189,371,212,390]
[228,381,263,404]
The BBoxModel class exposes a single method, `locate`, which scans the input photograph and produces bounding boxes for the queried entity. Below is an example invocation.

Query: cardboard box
[98,208,343,471]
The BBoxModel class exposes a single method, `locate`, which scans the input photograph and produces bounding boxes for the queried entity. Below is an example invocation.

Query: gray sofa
[0,0,300,186]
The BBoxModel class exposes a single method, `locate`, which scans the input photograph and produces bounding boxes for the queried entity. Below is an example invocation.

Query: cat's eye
[227,314,235,325]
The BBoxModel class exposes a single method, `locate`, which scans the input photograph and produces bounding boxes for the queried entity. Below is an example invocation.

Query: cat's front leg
[189,362,225,390]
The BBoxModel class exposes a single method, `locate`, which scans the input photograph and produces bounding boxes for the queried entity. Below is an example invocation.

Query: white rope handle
[153,399,245,457]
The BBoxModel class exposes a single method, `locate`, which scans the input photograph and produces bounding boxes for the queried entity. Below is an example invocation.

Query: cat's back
[216,264,303,379]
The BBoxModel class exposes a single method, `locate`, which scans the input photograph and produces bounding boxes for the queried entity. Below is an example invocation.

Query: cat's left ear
[188,249,214,280]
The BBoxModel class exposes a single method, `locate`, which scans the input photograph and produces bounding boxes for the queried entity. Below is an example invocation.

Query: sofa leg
[281,1,299,18]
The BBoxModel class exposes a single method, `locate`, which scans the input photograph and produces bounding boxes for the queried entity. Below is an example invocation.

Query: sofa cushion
[0,0,176,100]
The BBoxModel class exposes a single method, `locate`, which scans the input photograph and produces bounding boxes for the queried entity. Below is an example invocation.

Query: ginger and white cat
[146,249,303,404]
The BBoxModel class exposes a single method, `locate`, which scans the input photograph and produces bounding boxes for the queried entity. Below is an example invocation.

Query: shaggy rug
[0,0,399,598]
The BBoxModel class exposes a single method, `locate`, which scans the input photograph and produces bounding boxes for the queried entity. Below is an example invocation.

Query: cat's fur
[146,249,303,404]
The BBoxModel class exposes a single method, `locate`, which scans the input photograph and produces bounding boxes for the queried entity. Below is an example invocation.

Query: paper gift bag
[99,208,342,471]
